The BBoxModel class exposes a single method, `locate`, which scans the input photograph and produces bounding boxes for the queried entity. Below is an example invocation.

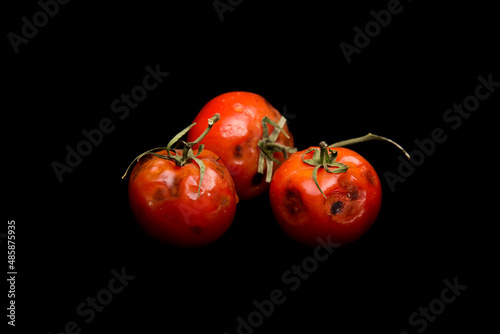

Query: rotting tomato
[270,134,409,246]
[270,142,381,246]
[187,91,296,200]
[123,114,238,248]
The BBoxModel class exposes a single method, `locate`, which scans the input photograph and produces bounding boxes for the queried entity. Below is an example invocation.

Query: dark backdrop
[4,0,498,333]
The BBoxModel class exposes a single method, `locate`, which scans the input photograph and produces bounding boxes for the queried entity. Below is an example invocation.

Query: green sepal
[311,165,325,198]
[257,116,297,183]
[122,114,220,199]
[190,157,206,197]
[301,142,349,198]
[166,123,197,157]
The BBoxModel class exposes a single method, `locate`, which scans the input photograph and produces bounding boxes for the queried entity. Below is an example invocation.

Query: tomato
[124,114,238,247]
[128,149,237,247]
[269,144,382,246]
[187,91,295,200]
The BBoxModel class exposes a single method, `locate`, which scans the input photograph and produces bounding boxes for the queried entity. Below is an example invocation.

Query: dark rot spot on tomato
[214,165,226,179]
[153,187,168,202]
[130,155,154,183]
[234,145,243,158]
[347,186,359,200]
[164,175,181,197]
[330,201,344,215]
[190,225,202,234]
[139,154,153,165]
[285,188,304,215]
[171,181,181,197]
[364,169,375,185]
[220,196,230,207]
[339,177,359,200]
[251,172,264,186]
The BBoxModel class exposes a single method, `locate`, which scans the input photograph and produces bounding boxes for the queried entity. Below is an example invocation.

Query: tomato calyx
[121,113,221,197]
[301,132,410,198]
[257,116,297,183]
[302,141,349,198]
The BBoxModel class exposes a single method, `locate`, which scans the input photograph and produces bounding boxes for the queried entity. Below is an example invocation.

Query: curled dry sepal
[301,141,349,198]
[257,116,297,183]
[121,113,221,197]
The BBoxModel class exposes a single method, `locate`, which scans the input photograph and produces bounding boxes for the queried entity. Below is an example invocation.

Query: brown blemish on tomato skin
[130,155,154,183]
[285,188,303,215]
[163,174,182,198]
[330,201,344,215]
[347,187,359,200]
[190,225,203,234]
[234,145,243,158]
[212,157,229,180]
[170,177,182,197]
[212,163,227,180]
[363,169,376,185]
[220,196,230,207]
[138,154,153,165]
[251,172,264,186]
[339,176,360,200]
[153,187,168,202]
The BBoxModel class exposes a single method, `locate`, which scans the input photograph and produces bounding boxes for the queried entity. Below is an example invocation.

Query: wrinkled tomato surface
[270,147,382,246]
[128,149,238,247]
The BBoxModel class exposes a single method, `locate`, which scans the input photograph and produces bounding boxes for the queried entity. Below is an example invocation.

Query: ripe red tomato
[128,148,238,247]
[269,144,382,246]
[187,91,295,200]
[124,114,238,247]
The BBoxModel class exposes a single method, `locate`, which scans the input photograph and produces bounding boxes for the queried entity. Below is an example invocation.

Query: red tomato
[269,146,382,246]
[187,91,295,200]
[124,114,238,247]
[128,148,238,247]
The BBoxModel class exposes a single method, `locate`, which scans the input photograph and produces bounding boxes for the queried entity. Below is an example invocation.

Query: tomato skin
[269,147,382,246]
[128,149,238,247]
[187,91,294,200]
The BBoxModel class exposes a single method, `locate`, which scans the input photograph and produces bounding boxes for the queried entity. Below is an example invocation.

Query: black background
[4,0,498,333]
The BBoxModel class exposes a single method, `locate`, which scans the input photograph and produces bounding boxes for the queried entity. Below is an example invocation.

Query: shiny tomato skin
[128,149,238,248]
[187,91,294,200]
[269,147,382,246]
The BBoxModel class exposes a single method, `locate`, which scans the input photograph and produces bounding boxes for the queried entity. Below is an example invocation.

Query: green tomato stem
[121,113,220,198]
[329,133,410,160]
[257,116,297,183]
